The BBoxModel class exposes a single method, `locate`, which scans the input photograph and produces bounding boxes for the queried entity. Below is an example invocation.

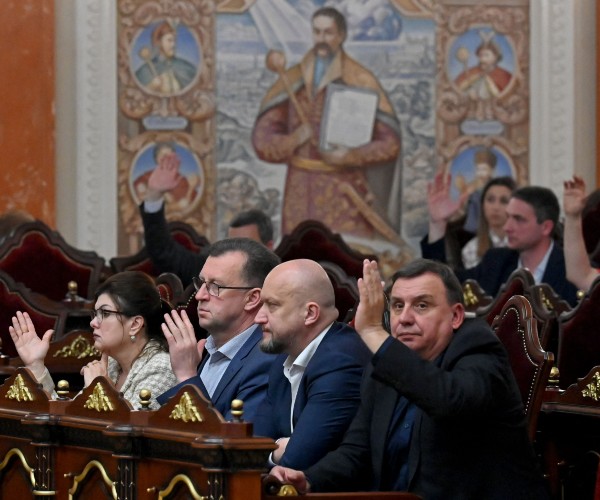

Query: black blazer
[305,319,549,499]
[140,203,208,287]
[421,236,578,305]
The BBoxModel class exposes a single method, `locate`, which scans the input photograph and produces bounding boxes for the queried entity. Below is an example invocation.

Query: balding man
[253,259,371,470]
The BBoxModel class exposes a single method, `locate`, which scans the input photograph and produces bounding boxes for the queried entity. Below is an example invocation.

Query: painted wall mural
[117,0,216,250]
[116,0,529,274]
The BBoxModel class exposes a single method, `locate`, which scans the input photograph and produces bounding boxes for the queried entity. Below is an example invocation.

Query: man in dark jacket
[271,258,549,499]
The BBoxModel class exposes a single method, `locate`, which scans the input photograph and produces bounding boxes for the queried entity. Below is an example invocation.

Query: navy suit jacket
[253,322,371,470]
[421,236,578,305]
[305,319,549,499]
[156,326,275,421]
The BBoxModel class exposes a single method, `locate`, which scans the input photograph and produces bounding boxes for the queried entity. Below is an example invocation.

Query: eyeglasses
[89,308,123,324]
[192,277,253,297]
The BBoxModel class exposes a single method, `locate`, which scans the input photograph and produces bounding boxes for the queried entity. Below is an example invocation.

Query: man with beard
[252,7,401,239]
[253,259,371,470]
[156,238,279,421]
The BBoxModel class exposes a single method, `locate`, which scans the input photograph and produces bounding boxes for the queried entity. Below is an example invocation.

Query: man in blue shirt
[157,238,279,421]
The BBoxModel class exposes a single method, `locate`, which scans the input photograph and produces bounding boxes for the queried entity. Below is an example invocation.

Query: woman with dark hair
[9,271,177,409]
[461,176,516,269]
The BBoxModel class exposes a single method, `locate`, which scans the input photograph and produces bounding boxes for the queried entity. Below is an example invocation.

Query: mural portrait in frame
[448,27,516,101]
[130,20,202,97]
[129,140,205,213]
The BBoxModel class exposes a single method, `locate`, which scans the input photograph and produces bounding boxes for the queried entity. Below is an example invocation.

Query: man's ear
[451,303,465,330]
[304,302,320,326]
[244,288,262,311]
[540,219,554,237]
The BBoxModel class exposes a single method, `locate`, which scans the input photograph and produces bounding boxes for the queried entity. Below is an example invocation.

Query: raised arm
[9,311,54,392]
[427,172,469,243]
[563,176,598,291]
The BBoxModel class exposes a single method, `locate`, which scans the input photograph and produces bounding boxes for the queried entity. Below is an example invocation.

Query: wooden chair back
[556,275,600,389]
[491,294,554,441]
[462,279,493,315]
[319,260,359,322]
[477,267,535,324]
[0,220,109,301]
[275,220,376,280]
[0,270,69,358]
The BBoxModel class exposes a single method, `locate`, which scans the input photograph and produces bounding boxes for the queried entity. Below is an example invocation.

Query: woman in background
[461,176,516,269]
[9,271,177,409]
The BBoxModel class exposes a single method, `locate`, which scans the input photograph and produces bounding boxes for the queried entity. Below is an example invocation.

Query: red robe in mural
[455,65,513,98]
[252,49,401,238]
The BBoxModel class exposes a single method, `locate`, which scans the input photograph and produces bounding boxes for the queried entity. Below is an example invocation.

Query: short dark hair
[511,186,559,227]
[391,258,464,306]
[94,271,170,351]
[312,7,347,37]
[208,238,280,288]
[229,209,274,245]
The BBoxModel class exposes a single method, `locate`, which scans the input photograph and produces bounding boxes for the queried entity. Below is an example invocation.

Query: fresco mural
[115,0,529,270]
[216,0,436,267]
[117,0,216,249]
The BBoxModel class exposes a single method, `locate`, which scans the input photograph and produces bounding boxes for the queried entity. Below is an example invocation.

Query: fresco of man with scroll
[252,6,402,241]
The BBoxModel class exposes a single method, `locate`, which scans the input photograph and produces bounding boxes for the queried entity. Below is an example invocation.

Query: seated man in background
[141,150,274,286]
[422,172,578,305]
[253,259,371,470]
[563,175,600,291]
[157,238,279,421]
[271,258,549,498]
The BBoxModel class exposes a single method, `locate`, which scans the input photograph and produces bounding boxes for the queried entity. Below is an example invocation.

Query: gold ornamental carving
[53,335,99,359]
[151,473,206,499]
[581,372,600,401]
[6,374,34,402]
[67,460,117,500]
[169,392,204,423]
[83,383,115,412]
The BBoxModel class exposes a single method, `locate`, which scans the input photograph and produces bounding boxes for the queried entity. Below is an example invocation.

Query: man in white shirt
[252,259,371,470]
[421,172,578,305]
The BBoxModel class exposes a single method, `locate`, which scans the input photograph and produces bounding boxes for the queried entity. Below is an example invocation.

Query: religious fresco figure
[251,6,402,241]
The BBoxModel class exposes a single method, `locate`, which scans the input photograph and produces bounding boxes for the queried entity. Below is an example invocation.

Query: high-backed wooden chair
[275,220,377,280]
[556,275,600,389]
[110,221,210,276]
[491,295,554,441]
[0,270,70,358]
[462,279,493,315]
[0,220,109,302]
[476,267,535,324]
[318,260,359,322]
[525,283,571,353]
[154,272,186,306]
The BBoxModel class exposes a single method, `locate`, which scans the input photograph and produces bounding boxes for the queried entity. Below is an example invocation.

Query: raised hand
[563,176,587,218]
[428,172,467,224]
[354,259,389,354]
[146,151,182,201]
[9,311,53,380]
[162,309,203,382]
